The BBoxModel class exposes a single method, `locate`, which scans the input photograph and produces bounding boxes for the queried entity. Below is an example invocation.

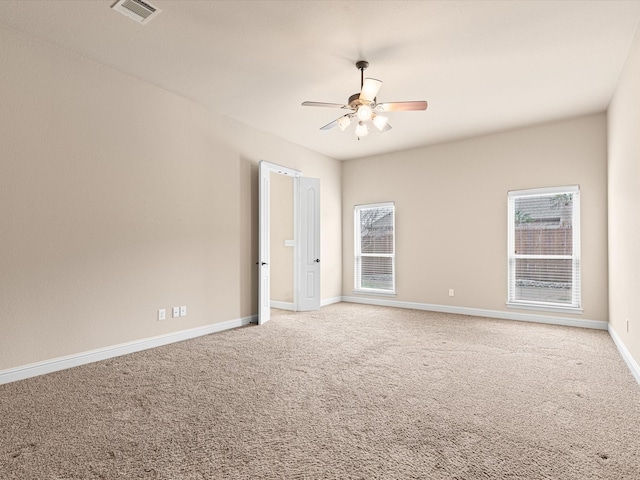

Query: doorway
[258,161,320,324]
[270,173,295,311]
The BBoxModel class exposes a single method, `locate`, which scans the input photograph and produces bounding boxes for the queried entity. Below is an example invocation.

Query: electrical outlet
[180,305,187,317]
[158,308,166,321]
[172,307,180,318]
[449,289,454,297]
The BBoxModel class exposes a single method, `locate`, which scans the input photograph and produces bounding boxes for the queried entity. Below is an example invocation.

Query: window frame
[354,202,396,296]
[507,185,582,313]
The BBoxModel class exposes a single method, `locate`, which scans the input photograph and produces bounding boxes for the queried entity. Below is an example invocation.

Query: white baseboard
[341,296,608,330]
[321,296,343,307]
[270,301,295,311]
[0,315,256,386]
[608,326,640,385]
[271,297,343,311]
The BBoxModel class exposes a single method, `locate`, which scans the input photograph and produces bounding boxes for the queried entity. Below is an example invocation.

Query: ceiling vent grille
[111,0,161,25]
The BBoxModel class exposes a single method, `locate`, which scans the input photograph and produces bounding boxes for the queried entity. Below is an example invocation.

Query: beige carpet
[1,303,639,479]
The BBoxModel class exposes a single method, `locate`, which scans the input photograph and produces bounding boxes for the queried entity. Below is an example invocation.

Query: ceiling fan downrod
[356,60,369,89]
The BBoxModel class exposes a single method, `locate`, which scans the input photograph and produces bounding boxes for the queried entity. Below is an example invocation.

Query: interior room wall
[270,174,294,304]
[608,24,640,368]
[342,113,609,323]
[0,26,341,371]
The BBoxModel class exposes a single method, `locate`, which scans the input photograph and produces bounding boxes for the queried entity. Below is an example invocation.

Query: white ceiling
[1,1,639,160]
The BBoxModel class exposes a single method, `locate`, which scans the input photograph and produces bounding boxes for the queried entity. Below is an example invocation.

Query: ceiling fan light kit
[302,60,428,139]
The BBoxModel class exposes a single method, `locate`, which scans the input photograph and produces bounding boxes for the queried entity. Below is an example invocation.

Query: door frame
[258,160,302,325]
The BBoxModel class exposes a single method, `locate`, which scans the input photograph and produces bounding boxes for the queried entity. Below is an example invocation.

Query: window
[507,186,581,312]
[354,202,395,294]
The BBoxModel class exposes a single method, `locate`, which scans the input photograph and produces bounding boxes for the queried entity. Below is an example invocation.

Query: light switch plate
[180,306,187,317]
[172,307,180,318]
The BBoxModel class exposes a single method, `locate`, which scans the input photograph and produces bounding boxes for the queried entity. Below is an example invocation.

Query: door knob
[314,259,320,263]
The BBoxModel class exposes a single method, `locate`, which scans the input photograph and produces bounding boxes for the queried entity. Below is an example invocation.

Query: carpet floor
[1,303,639,479]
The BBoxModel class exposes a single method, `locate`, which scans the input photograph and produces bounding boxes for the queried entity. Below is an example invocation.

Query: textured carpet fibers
[1,303,639,479]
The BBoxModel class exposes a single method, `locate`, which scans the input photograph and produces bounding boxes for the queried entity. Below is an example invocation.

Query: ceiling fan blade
[376,101,428,112]
[320,118,339,131]
[359,78,383,102]
[302,101,350,109]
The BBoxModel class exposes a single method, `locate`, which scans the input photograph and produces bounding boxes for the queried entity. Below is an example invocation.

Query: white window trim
[506,301,583,315]
[354,202,396,295]
[507,185,581,313]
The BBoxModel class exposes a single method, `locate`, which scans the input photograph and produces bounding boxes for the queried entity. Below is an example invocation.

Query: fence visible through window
[355,203,395,294]
[508,187,580,310]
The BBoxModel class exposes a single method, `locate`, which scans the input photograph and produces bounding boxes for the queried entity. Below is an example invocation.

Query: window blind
[354,202,395,293]
[507,186,581,311]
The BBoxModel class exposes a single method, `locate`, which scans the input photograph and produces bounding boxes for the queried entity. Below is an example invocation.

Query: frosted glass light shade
[372,114,389,131]
[337,115,351,131]
[357,105,373,122]
[359,78,383,102]
[355,121,368,137]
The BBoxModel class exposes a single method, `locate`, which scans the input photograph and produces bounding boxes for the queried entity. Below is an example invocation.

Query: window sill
[506,302,583,315]
[353,289,397,298]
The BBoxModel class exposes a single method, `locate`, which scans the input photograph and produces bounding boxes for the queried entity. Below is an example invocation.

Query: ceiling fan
[302,61,428,139]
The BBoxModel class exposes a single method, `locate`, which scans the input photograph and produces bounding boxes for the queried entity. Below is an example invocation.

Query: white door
[297,177,321,311]
[258,162,271,324]
[258,161,301,325]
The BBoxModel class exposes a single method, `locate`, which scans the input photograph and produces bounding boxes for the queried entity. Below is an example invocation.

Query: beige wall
[0,26,341,371]
[270,174,294,303]
[608,25,640,367]
[342,114,609,322]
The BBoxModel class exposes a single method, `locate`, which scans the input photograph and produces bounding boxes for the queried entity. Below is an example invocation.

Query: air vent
[111,0,161,25]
